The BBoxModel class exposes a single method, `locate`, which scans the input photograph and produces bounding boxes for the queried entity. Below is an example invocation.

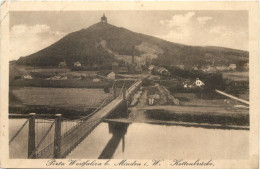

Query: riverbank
[104,118,249,130]
[113,83,250,130]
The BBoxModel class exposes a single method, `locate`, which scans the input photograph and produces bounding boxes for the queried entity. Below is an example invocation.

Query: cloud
[9,24,66,61]
[207,26,248,50]
[159,12,196,44]
[160,12,195,28]
[158,13,248,50]
[197,16,212,25]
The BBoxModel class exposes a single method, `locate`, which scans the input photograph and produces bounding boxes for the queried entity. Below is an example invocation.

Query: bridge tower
[54,114,62,158]
[28,113,36,158]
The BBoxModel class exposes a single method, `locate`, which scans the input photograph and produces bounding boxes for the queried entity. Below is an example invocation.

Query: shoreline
[104,118,249,130]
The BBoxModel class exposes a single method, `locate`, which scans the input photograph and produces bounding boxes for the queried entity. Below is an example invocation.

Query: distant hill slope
[16,22,248,68]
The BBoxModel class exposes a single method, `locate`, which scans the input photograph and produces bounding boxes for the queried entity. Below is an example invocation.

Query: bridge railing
[10,79,143,159]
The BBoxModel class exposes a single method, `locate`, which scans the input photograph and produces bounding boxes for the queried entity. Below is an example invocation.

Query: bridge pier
[54,114,62,158]
[28,113,36,159]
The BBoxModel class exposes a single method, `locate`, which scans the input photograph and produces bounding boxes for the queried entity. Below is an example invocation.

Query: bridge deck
[36,79,142,158]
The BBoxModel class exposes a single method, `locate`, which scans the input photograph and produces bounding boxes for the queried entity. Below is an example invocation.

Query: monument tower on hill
[101,14,107,23]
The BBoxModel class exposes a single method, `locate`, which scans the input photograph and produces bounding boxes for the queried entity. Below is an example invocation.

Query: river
[9,119,249,159]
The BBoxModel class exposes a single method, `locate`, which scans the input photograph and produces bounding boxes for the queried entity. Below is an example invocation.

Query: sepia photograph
[1,1,259,169]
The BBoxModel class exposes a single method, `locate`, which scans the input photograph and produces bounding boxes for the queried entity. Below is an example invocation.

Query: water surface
[9,119,249,159]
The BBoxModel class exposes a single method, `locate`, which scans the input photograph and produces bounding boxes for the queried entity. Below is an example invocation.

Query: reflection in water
[112,123,249,159]
[9,119,249,159]
[99,122,129,159]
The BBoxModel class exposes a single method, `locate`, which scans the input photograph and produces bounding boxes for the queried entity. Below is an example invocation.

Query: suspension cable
[29,121,55,158]
[9,119,29,145]
[77,81,116,121]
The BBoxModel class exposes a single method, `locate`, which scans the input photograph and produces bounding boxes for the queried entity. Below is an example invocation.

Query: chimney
[132,46,134,64]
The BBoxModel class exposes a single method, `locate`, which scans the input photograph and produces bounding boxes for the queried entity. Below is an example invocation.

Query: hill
[16,22,249,68]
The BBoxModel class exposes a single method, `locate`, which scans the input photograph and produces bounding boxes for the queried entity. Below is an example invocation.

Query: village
[8,13,250,160]
[10,46,249,126]
[9,15,249,122]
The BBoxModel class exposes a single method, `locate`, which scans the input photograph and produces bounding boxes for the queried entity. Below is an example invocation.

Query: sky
[9,11,248,61]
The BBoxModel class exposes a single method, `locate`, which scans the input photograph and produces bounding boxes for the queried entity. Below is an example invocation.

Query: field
[174,92,247,107]
[145,108,249,126]
[10,87,111,110]
[222,71,249,81]
[10,64,100,81]
[11,79,110,88]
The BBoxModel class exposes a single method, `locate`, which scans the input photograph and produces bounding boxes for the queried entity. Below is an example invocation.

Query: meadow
[11,87,110,109]
[222,71,249,81]
[11,79,110,88]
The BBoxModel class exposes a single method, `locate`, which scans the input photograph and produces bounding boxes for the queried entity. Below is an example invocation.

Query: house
[49,75,67,80]
[107,72,115,79]
[74,61,81,67]
[201,66,216,73]
[58,61,67,67]
[183,82,194,89]
[148,98,155,105]
[93,64,100,69]
[216,66,229,71]
[23,75,33,79]
[157,67,170,76]
[148,65,155,71]
[229,64,237,70]
[195,78,205,87]
[183,83,188,89]
[60,76,67,80]
[176,65,185,70]
[93,78,101,82]
[192,66,198,70]
[51,75,61,80]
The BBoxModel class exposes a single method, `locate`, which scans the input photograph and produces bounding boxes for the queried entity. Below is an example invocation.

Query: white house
[107,72,115,80]
[74,61,81,67]
[216,66,229,71]
[176,65,185,70]
[58,61,67,67]
[195,78,205,87]
[93,78,101,82]
[183,83,188,89]
[51,75,62,80]
[148,97,155,105]
[192,66,198,70]
[148,65,155,71]
[60,76,67,80]
[229,64,237,70]
[23,75,33,79]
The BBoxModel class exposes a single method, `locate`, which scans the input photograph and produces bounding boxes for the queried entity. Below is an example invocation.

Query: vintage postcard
[0,1,259,169]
